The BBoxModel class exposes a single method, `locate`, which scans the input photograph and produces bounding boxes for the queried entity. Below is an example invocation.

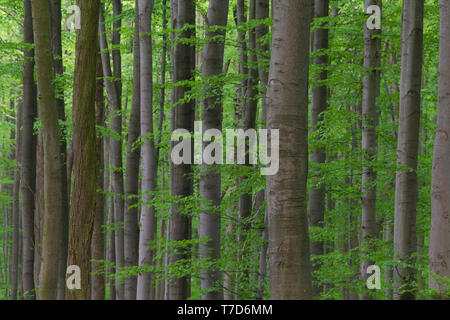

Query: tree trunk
[266,0,313,300]
[124,0,141,300]
[360,0,382,300]
[66,0,100,300]
[393,0,424,300]
[429,0,450,299]
[32,0,66,300]
[199,0,229,300]
[309,0,329,299]
[10,98,22,300]
[48,0,70,300]
[91,53,106,300]
[168,0,196,300]
[137,0,157,300]
[99,5,125,300]
[21,0,37,300]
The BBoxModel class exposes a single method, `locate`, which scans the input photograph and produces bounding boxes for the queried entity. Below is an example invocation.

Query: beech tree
[266,0,314,300]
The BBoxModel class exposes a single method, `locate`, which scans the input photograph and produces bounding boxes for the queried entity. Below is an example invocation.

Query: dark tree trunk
[91,53,106,300]
[168,0,196,300]
[199,0,229,300]
[67,0,100,300]
[124,0,141,300]
[21,0,37,300]
[309,0,329,299]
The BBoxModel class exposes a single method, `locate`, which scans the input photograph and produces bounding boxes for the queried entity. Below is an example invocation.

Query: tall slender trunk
[91,53,106,300]
[10,98,22,300]
[99,5,125,300]
[137,0,157,300]
[266,0,313,300]
[32,0,65,300]
[21,0,37,300]
[393,0,424,300]
[111,2,124,298]
[429,0,450,299]
[124,0,141,300]
[66,0,100,300]
[168,0,196,300]
[360,0,382,300]
[309,0,329,299]
[199,0,229,300]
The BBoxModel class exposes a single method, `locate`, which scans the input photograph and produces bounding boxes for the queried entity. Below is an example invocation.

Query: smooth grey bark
[199,0,229,300]
[21,0,37,300]
[309,0,329,299]
[393,0,424,300]
[429,0,450,299]
[91,53,106,300]
[360,0,382,300]
[266,0,313,300]
[99,6,125,300]
[167,0,196,300]
[48,0,69,300]
[137,0,157,300]
[124,0,141,300]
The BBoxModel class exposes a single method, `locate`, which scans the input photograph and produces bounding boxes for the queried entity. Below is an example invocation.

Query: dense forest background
[0,0,449,300]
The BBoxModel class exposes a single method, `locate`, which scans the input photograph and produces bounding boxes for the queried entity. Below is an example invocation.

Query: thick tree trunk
[48,0,70,300]
[137,0,157,300]
[91,53,106,300]
[360,0,382,300]
[266,0,313,300]
[429,0,450,299]
[167,0,195,300]
[309,0,329,299]
[66,0,100,300]
[124,0,141,300]
[21,0,37,300]
[199,0,229,300]
[32,0,66,300]
[393,0,424,300]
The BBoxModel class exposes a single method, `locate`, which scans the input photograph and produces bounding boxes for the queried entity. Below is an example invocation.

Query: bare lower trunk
[99,4,125,300]
[266,0,313,300]
[168,0,195,300]
[199,0,229,300]
[429,0,450,299]
[137,0,157,300]
[360,0,382,300]
[66,0,100,300]
[393,0,424,300]
[21,0,37,300]
[91,53,106,300]
[309,0,329,299]
[32,0,65,300]
[124,0,141,300]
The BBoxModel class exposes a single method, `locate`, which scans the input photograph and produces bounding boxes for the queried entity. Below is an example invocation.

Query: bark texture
[21,0,37,300]
[199,0,230,300]
[429,0,450,299]
[67,0,100,300]
[266,0,314,300]
[393,0,424,300]
[168,0,196,300]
